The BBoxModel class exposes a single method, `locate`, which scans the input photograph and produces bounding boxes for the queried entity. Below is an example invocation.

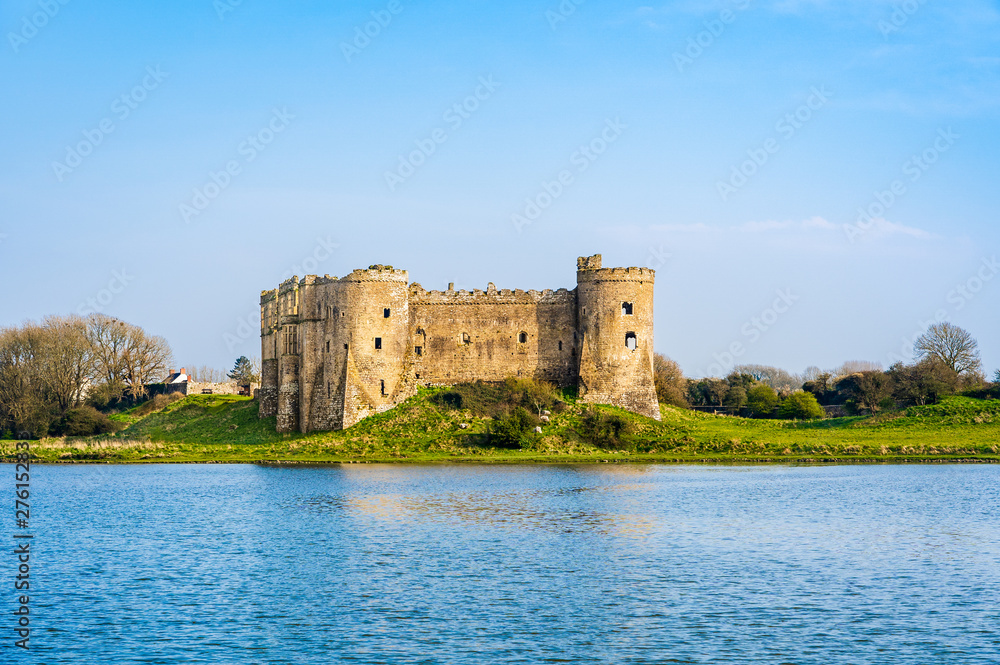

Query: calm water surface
[6,463,999,664]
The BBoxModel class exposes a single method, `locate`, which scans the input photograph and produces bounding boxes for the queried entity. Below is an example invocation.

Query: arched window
[518,332,528,344]
[625,332,637,351]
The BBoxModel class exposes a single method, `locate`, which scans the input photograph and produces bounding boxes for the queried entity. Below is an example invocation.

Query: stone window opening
[375,337,382,350]
[384,308,391,318]
[415,346,423,356]
[625,332,637,351]
[326,341,330,353]
[558,341,563,351]
[380,380,386,396]
[622,302,634,315]
[462,332,472,345]
[518,331,528,344]
[327,382,330,398]
[344,343,349,350]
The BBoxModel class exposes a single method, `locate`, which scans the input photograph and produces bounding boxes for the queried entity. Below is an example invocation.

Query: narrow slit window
[344,343,349,350]
[558,341,563,351]
[384,308,391,318]
[380,380,386,396]
[327,382,330,398]
[625,332,637,351]
[622,302,634,315]
[326,341,330,353]
[375,337,382,350]
[415,346,422,356]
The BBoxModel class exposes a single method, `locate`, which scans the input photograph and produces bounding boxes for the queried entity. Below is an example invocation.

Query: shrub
[746,383,779,417]
[431,378,559,418]
[778,391,826,420]
[52,406,120,437]
[579,407,632,448]
[488,407,536,449]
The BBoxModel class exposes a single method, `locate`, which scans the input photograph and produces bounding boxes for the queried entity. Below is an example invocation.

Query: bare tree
[733,364,802,395]
[0,325,45,436]
[86,314,131,392]
[86,314,173,399]
[831,360,883,379]
[121,330,173,399]
[37,315,93,412]
[914,322,982,376]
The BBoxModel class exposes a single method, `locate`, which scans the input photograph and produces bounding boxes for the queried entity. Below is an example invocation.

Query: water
[5,463,999,664]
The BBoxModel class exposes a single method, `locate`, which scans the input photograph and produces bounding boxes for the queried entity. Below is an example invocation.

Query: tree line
[0,314,172,438]
[654,323,998,419]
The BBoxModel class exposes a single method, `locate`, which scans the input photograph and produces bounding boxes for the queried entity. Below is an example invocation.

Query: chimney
[169,369,176,375]
[180,367,186,375]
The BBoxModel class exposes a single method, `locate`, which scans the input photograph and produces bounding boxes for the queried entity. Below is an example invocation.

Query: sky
[1,0,998,379]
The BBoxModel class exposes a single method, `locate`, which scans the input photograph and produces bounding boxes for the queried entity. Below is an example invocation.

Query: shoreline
[5,454,997,466]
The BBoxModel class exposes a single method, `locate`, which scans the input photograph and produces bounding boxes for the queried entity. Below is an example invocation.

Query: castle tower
[275,278,301,433]
[337,266,412,429]
[259,288,280,418]
[575,254,660,420]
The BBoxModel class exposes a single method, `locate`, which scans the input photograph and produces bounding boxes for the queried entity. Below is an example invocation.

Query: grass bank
[3,391,999,464]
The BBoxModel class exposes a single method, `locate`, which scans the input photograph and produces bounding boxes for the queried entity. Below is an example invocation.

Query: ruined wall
[408,285,577,387]
[185,380,258,396]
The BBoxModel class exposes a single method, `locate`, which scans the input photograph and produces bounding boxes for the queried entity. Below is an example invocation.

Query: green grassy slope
[5,392,999,464]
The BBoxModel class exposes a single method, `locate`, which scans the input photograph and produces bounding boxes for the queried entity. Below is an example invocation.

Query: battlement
[577,266,655,283]
[410,283,576,305]
[577,254,602,270]
[340,266,409,283]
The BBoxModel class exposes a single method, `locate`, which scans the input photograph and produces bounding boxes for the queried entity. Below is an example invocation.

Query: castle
[258,254,659,432]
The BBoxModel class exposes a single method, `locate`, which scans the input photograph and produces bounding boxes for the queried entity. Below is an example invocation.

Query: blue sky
[1,0,998,378]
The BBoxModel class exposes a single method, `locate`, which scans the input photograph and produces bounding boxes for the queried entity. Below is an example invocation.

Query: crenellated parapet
[576,266,655,283]
[410,284,576,306]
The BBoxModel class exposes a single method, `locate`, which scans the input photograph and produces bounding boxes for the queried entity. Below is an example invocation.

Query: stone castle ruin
[259,254,659,432]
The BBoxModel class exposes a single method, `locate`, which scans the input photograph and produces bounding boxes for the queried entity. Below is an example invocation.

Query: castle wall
[408,286,577,386]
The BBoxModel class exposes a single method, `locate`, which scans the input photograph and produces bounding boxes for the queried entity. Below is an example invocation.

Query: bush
[746,383,779,417]
[52,406,120,437]
[488,407,536,449]
[431,378,560,418]
[579,407,632,449]
[778,391,826,420]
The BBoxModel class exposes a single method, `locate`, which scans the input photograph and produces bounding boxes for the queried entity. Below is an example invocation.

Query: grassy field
[3,388,999,464]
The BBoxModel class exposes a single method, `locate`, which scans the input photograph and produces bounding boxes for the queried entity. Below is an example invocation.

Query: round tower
[338,265,412,428]
[576,254,660,420]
